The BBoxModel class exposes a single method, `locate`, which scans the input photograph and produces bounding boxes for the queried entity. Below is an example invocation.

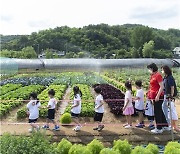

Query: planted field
[17,85,67,118]
[1,69,179,120]
[0,83,22,96]
[0,85,45,118]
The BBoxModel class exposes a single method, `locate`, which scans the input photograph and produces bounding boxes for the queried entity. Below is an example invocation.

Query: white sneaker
[151,128,163,134]
[162,127,171,131]
[124,125,132,129]
[73,126,81,131]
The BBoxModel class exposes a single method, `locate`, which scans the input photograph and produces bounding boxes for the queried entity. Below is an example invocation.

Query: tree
[53,53,59,58]
[115,49,127,59]
[130,47,139,58]
[65,52,74,58]
[142,40,154,58]
[152,49,173,58]
[45,49,53,59]
[77,52,86,58]
[131,26,153,57]
[22,46,37,58]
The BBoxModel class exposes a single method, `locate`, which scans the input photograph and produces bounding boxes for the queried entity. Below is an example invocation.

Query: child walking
[134,80,145,128]
[42,89,60,131]
[27,92,41,133]
[123,81,134,129]
[168,99,180,132]
[145,98,155,130]
[71,86,82,131]
[93,86,105,131]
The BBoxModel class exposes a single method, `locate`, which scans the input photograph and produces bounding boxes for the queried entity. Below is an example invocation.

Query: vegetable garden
[0,68,180,152]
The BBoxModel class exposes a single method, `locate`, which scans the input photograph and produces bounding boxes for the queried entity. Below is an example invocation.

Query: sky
[0,0,180,35]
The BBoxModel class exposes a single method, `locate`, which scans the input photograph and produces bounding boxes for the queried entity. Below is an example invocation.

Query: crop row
[0,83,22,96]
[0,76,56,86]
[65,84,95,117]
[53,72,107,86]
[0,85,45,118]
[100,75,136,96]
[17,85,67,118]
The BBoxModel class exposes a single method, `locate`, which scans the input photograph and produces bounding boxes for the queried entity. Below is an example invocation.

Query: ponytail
[36,98,40,105]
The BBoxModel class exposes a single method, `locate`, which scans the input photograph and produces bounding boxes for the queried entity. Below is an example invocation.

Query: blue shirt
[163,75,175,95]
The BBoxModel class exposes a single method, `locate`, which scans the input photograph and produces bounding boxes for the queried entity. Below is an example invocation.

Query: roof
[173,47,180,52]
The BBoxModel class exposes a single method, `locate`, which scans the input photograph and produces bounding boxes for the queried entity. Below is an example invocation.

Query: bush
[87,139,104,154]
[0,132,56,154]
[146,144,159,154]
[56,138,72,154]
[68,144,92,154]
[112,140,131,154]
[100,148,119,154]
[164,142,180,154]
[131,146,153,154]
[60,113,72,124]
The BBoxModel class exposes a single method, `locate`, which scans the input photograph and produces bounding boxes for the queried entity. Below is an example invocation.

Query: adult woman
[161,65,178,130]
[147,63,168,134]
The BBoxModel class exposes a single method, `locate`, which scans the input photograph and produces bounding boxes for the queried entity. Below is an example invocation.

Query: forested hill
[1,24,180,59]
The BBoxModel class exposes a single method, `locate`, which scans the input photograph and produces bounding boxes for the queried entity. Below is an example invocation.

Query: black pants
[154,100,168,129]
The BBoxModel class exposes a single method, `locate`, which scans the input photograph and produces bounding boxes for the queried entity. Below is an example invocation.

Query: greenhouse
[0,58,178,71]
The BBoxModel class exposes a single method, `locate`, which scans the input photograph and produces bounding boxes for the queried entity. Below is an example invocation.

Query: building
[172,47,180,59]
[38,49,66,58]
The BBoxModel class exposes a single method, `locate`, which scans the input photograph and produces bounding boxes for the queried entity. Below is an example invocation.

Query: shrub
[87,139,104,154]
[112,140,131,154]
[100,148,119,154]
[56,138,72,154]
[146,144,159,154]
[60,113,72,124]
[131,146,153,154]
[0,132,56,154]
[164,142,180,154]
[68,144,92,154]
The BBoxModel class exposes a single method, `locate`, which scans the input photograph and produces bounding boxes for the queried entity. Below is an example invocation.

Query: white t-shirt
[27,100,41,119]
[135,89,144,110]
[95,94,104,113]
[71,94,81,114]
[124,90,133,108]
[48,98,57,109]
[145,100,154,116]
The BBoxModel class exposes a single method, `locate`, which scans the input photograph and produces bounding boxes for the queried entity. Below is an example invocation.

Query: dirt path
[55,87,71,122]
[1,122,180,146]
[1,102,27,123]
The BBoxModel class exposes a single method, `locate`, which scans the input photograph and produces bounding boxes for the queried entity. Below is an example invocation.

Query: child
[144,99,155,130]
[93,86,105,131]
[168,99,180,132]
[123,81,134,129]
[134,80,145,128]
[27,92,41,133]
[42,89,60,131]
[71,86,82,131]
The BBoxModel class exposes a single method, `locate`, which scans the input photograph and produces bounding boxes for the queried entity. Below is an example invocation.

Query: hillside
[1,24,180,59]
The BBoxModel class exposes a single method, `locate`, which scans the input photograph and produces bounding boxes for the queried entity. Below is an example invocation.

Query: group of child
[26,80,179,132]
[123,80,179,131]
[26,86,105,132]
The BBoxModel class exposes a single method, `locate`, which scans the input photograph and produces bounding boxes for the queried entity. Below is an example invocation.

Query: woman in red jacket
[147,63,168,134]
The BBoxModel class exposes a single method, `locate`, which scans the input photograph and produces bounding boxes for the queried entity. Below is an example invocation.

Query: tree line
[1,24,180,59]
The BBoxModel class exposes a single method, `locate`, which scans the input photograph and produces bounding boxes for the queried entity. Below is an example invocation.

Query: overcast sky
[0,0,180,35]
